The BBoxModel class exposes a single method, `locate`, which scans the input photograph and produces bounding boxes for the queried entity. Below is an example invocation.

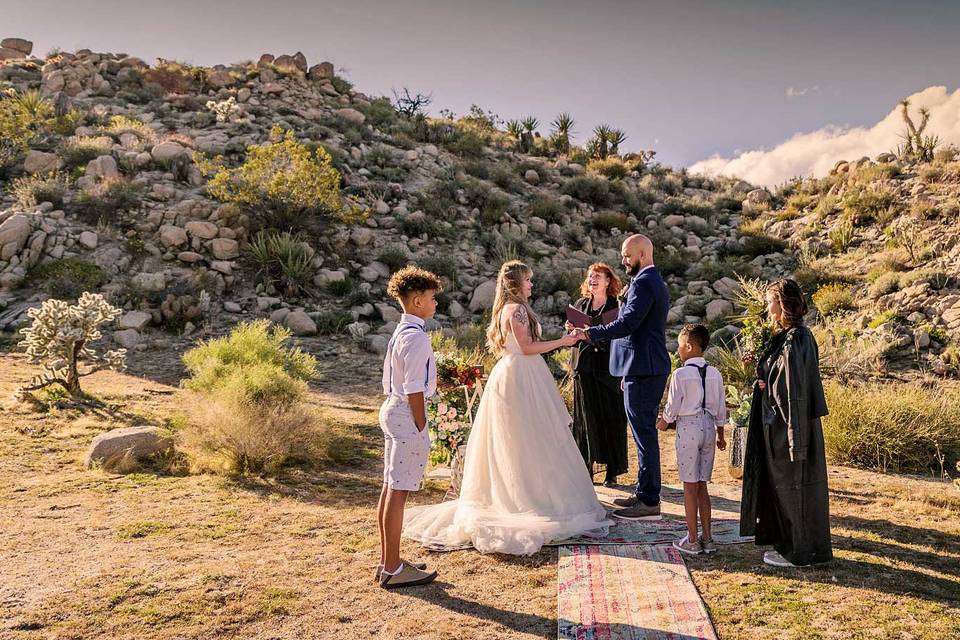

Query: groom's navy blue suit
[587,265,670,506]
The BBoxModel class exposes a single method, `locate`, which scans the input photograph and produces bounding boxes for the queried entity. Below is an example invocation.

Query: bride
[403,260,612,555]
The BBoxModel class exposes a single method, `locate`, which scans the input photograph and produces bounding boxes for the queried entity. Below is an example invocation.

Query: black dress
[740,326,833,566]
[570,296,628,482]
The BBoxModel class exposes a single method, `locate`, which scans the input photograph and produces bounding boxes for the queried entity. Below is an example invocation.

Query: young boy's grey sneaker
[700,537,717,554]
[673,534,703,556]
[379,563,438,589]
[763,550,799,568]
[611,502,662,521]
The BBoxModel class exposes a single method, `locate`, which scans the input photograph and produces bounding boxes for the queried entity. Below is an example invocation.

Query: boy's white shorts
[379,398,431,491]
[675,412,717,483]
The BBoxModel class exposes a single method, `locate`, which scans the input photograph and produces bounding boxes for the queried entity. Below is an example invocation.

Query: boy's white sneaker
[673,534,703,556]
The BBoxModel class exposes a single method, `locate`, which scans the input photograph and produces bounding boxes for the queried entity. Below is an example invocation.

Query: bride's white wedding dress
[403,313,612,555]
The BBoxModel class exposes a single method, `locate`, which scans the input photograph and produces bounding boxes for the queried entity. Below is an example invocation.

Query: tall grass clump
[179,321,322,475]
[822,381,960,474]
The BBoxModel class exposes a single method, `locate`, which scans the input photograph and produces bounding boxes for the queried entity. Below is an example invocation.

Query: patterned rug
[558,544,718,640]
[546,518,754,547]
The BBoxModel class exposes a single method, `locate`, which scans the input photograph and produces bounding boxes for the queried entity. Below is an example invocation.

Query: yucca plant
[521,116,540,134]
[607,128,628,156]
[247,231,315,298]
[591,124,612,159]
[505,119,523,148]
[550,112,574,154]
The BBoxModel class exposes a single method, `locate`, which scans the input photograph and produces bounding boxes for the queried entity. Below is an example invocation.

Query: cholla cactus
[205,96,240,123]
[18,292,127,400]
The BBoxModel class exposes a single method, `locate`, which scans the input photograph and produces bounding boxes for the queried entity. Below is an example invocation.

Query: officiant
[566,262,628,486]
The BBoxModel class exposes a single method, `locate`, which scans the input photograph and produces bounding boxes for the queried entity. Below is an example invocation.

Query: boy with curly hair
[377,266,443,589]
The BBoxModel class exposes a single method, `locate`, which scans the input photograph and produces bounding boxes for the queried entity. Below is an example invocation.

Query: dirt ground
[0,336,958,640]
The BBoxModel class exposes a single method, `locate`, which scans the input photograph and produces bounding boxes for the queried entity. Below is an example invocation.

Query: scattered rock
[24,150,61,175]
[118,311,152,331]
[335,108,366,125]
[285,310,317,336]
[85,425,173,470]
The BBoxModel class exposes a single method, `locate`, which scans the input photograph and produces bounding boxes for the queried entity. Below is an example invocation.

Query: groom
[576,234,670,520]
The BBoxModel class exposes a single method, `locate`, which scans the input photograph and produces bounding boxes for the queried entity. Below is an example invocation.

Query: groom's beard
[625,263,641,277]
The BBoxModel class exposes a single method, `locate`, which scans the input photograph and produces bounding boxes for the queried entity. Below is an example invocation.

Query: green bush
[377,246,409,272]
[592,212,633,233]
[11,170,68,208]
[868,271,902,298]
[61,136,113,169]
[587,157,628,180]
[656,250,689,278]
[812,283,854,317]
[561,175,612,208]
[856,162,900,183]
[528,197,564,225]
[72,177,142,225]
[842,187,896,225]
[29,258,105,300]
[829,219,855,253]
[180,321,321,475]
[693,257,754,283]
[316,310,353,335]
[533,268,582,299]
[197,126,342,230]
[246,230,314,297]
[417,255,459,287]
[490,163,522,191]
[822,381,960,473]
[736,218,787,257]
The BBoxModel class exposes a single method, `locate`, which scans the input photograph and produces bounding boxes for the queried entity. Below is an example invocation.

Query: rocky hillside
[0,37,801,358]
[757,152,960,380]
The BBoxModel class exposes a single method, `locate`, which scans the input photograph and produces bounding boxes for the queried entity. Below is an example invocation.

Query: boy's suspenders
[384,322,432,395]
[684,363,708,411]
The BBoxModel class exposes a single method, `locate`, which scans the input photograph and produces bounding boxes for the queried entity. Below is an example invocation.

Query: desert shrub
[16,292,126,400]
[656,249,688,278]
[102,115,155,142]
[324,277,354,297]
[856,162,900,183]
[561,175,612,208]
[829,219,855,253]
[196,126,342,230]
[736,218,787,257]
[60,135,113,168]
[910,200,939,219]
[11,170,69,208]
[358,96,397,128]
[868,271,902,298]
[592,212,633,233]
[143,61,198,94]
[812,283,853,317]
[71,177,142,225]
[822,381,960,473]
[587,157,628,180]
[706,343,755,391]
[713,195,743,212]
[693,256,754,283]
[812,318,891,382]
[0,138,21,177]
[842,187,896,225]
[444,127,487,158]
[417,255,459,288]
[488,163,521,191]
[246,230,314,297]
[377,246,409,272]
[0,89,57,150]
[486,232,528,264]
[813,194,838,220]
[528,197,564,225]
[315,310,353,335]
[29,258,106,300]
[866,309,898,329]
[533,268,581,299]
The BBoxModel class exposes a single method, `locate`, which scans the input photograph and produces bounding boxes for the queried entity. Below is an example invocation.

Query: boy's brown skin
[656,333,726,543]
[378,288,438,574]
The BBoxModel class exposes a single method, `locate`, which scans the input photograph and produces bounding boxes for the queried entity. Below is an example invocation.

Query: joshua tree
[505,119,524,150]
[897,99,938,163]
[607,128,628,156]
[550,112,575,154]
[518,116,539,153]
[17,292,127,401]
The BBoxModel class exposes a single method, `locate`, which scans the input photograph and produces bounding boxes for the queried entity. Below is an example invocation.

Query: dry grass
[0,343,958,639]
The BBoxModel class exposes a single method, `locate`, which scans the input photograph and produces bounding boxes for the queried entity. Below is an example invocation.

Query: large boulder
[118,310,152,331]
[24,150,61,175]
[185,220,218,239]
[705,299,735,323]
[1,38,32,55]
[308,61,334,81]
[743,188,772,212]
[206,70,235,88]
[159,225,188,248]
[285,311,317,336]
[0,214,32,260]
[151,141,186,164]
[85,426,173,469]
[210,238,239,260]
[86,155,119,180]
[469,280,497,312]
[335,108,366,125]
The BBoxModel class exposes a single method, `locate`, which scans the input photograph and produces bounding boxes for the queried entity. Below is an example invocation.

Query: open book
[565,305,619,329]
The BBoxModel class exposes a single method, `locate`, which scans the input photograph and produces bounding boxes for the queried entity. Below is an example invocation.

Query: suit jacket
[587,266,670,378]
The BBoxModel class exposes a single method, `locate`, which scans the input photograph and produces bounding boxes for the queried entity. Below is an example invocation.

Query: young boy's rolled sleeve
[398,335,432,395]
[661,373,682,423]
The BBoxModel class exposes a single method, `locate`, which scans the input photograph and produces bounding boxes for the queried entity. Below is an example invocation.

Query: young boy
[376,266,442,589]
[657,324,727,555]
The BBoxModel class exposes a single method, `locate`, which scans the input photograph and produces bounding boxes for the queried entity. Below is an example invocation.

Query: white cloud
[690,86,960,187]
[786,85,819,98]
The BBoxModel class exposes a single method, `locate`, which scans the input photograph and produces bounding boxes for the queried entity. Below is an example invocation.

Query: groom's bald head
[621,234,654,276]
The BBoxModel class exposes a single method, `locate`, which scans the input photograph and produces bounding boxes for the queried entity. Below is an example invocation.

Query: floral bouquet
[435,352,484,393]
[427,399,472,466]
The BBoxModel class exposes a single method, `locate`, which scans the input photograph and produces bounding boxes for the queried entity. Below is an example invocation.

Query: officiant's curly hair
[386,266,443,301]
[579,262,623,298]
[486,260,541,357]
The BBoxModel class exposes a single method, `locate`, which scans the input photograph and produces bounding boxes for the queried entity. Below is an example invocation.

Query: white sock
[382,562,404,576]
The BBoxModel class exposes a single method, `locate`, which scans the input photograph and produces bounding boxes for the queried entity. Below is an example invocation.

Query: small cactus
[17,292,126,400]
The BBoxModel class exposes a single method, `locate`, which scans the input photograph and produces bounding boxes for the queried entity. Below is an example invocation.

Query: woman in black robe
[740,278,832,567]
[567,263,628,487]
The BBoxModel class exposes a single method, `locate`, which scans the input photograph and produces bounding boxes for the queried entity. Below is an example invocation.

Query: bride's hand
[560,332,579,347]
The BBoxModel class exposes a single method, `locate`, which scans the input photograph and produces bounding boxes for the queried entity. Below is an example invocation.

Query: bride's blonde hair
[486,260,541,357]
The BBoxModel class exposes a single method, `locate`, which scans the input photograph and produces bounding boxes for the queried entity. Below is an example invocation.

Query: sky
[4,0,960,185]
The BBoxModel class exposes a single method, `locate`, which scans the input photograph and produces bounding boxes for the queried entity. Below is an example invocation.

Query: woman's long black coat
[740,325,833,565]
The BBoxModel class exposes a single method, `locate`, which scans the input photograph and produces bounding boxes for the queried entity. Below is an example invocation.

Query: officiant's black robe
[740,325,832,565]
[570,296,628,478]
